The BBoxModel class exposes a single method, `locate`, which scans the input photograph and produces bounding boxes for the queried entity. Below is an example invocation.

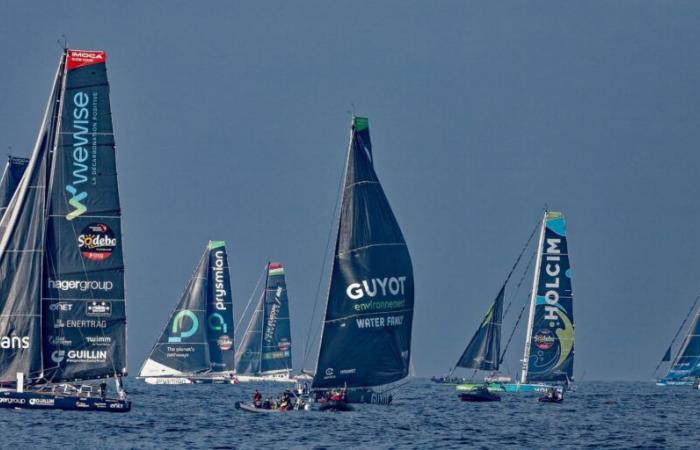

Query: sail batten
[312,117,414,389]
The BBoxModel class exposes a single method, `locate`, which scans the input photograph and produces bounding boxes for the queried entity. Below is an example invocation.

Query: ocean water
[0,380,697,449]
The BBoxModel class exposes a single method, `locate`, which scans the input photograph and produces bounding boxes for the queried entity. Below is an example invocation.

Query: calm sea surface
[0,380,696,449]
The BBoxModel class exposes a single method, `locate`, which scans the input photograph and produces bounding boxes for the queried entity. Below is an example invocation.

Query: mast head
[208,240,226,250]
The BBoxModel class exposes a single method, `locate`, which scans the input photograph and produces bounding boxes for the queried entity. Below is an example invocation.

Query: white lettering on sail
[346,276,407,301]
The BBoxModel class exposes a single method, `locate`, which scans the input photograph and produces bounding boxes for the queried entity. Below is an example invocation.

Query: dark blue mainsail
[313,117,414,389]
[41,50,127,382]
[0,157,28,218]
[140,241,235,377]
[521,211,574,383]
[456,286,504,371]
[260,263,292,374]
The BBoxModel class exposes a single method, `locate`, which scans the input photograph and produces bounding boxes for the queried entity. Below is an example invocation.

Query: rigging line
[502,216,542,288]
[499,296,529,365]
[503,247,537,319]
[655,292,700,377]
[235,266,266,331]
[301,155,346,369]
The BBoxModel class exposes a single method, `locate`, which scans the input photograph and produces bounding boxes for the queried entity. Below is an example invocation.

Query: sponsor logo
[51,350,65,363]
[534,329,556,350]
[66,90,91,220]
[264,288,282,344]
[48,336,73,346]
[212,250,227,311]
[86,301,112,317]
[49,302,73,312]
[356,315,404,329]
[54,349,108,363]
[346,276,408,301]
[0,397,26,405]
[48,279,113,292]
[78,223,117,261]
[0,335,30,349]
[208,313,227,333]
[168,310,198,343]
[543,237,562,322]
[67,50,106,71]
[29,398,55,406]
[55,319,107,329]
[85,336,112,346]
[217,335,233,351]
[278,340,291,352]
[325,368,334,376]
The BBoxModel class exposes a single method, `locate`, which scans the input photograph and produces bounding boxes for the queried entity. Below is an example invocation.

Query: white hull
[236,373,296,383]
[142,377,192,385]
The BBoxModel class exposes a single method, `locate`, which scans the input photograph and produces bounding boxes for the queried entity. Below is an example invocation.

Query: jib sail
[42,50,127,382]
[140,241,235,377]
[521,211,574,383]
[313,116,414,389]
[456,286,504,371]
[260,263,292,374]
[235,288,263,374]
[0,156,28,218]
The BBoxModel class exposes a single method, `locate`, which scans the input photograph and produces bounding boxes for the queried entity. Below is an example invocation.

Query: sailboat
[0,49,130,412]
[235,262,295,383]
[309,116,414,405]
[655,295,700,386]
[139,241,237,385]
[0,156,28,217]
[456,211,575,394]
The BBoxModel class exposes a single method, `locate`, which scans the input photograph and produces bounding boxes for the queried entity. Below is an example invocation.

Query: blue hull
[0,390,131,412]
[497,383,553,393]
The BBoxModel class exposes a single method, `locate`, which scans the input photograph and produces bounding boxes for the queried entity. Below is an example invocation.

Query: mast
[258,262,269,374]
[520,212,547,383]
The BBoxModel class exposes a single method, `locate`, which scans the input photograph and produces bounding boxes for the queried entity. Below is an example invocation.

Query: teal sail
[456,286,504,371]
[521,211,574,383]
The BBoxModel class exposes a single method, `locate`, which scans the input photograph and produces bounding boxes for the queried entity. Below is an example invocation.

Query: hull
[236,374,295,384]
[458,392,501,402]
[142,376,237,385]
[0,390,130,413]
[313,388,392,405]
[456,382,552,393]
[656,380,694,386]
[235,401,309,413]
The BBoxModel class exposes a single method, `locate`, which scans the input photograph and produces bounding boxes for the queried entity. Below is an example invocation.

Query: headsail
[140,241,235,377]
[42,50,127,382]
[0,51,66,382]
[313,116,414,389]
[0,157,28,218]
[235,290,263,375]
[456,286,504,371]
[521,211,574,383]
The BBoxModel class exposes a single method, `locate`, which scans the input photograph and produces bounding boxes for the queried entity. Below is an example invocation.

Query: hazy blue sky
[1,1,699,381]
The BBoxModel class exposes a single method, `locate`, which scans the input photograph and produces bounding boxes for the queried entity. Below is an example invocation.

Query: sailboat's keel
[0,391,131,412]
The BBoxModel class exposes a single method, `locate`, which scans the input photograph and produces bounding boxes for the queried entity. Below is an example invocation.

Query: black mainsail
[139,241,235,378]
[455,286,504,371]
[0,156,28,218]
[235,262,293,377]
[312,116,414,390]
[0,49,130,411]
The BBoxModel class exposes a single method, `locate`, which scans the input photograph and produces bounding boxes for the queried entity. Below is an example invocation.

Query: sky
[1,1,699,381]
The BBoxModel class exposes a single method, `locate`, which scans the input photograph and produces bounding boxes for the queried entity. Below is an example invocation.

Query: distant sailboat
[139,241,237,385]
[235,262,294,383]
[456,211,575,394]
[310,116,414,404]
[0,49,130,412]
[655,295,700,386]
[0,156,28,218]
